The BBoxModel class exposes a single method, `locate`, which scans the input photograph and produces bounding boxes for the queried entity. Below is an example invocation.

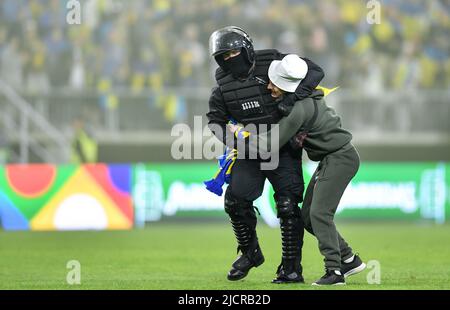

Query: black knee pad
[275,196,301,219]
[225,188,256,228]
[224,188,252,215]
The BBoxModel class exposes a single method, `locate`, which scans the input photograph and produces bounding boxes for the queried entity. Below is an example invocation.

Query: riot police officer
[206,26,324,283]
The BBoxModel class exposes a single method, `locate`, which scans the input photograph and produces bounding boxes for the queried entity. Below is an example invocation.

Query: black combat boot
[272,197,304,284]
[271,217,304,283]
[227,230,265,281]
[225,191,264,281]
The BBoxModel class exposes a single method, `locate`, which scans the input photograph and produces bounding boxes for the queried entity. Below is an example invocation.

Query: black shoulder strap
[255,49,281,61]
[303,99,318,134]
[289,99,318,150]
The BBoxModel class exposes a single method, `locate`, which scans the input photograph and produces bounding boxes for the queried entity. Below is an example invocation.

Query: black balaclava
[222,51,253,79]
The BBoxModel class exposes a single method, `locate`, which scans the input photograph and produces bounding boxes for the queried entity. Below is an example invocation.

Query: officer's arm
[295,58,324,100]
[207,86,236,149]
[277,57,324,116]
[248,102,307,155]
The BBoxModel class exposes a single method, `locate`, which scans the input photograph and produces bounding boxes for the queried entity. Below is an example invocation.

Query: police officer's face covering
[223,52,252,78]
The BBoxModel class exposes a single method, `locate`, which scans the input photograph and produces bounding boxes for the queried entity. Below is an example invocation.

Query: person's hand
[227,123,239,134]
[277,93,298,116]
[289,132,307,150]
[227,123,250,139]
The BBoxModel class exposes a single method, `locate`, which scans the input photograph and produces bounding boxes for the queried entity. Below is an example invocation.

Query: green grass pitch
[1,222,449,290]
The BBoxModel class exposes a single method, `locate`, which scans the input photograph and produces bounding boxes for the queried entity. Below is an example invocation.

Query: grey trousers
[302,144,360,270]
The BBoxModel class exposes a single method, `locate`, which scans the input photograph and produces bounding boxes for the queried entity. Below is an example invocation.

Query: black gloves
[289,131,307,150]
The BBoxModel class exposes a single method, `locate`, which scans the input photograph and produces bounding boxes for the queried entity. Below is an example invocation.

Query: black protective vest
[215,49,283,127]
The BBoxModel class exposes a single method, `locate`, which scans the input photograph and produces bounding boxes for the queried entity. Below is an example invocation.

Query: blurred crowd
[0,0,449,95]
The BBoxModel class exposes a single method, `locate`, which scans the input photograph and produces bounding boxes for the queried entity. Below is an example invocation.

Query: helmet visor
[209,30,246,57]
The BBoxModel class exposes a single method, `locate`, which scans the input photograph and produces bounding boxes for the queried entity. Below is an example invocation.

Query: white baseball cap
[268,54,308,93]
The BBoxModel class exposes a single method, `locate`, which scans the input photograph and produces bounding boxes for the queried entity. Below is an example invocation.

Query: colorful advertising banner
[133,162,450,227]
[0,162,448,230]
[0,164,133,231]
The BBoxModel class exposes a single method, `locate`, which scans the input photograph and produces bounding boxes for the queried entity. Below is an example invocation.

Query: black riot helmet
[209,26,255,71]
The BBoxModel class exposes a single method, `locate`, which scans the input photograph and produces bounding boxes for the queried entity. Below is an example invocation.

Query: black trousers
[227,148,304,204]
